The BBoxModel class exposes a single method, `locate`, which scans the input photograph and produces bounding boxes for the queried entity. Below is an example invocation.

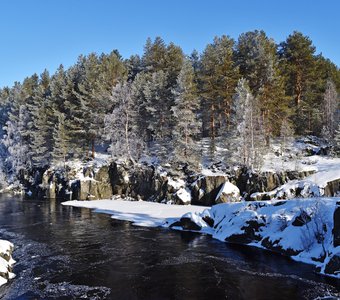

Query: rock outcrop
[33,159,339,206]
[191,175,227,206]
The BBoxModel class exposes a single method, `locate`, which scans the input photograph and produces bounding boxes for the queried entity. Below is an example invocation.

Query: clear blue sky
[1,0,339,88]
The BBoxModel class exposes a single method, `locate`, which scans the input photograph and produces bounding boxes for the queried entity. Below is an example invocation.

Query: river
[0,195,339,299]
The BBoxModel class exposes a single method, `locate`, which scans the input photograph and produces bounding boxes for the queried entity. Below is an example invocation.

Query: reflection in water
[0,194,339,300]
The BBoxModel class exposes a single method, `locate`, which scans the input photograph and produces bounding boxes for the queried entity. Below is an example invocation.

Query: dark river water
[0,195,339,300]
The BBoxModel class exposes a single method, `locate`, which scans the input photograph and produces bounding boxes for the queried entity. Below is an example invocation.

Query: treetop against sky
[0,0,339,88]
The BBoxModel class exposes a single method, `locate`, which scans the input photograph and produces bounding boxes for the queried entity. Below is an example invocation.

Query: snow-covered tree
[322,79,338,138]
[171,59,201,165]
[2,105,31,181]
[105,82,143,163]
[230,78,264,170]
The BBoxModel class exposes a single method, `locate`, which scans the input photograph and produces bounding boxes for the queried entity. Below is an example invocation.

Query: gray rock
[191,175,227,206]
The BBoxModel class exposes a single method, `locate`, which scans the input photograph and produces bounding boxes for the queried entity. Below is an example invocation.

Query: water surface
[0,195,339,299]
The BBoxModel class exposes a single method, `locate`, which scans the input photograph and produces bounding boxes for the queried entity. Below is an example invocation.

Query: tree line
[0,30,339,184]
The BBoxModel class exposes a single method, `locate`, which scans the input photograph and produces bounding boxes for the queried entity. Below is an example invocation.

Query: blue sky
[0,0,339,88]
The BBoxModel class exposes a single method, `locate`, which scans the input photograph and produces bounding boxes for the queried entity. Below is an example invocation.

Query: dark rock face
[261,237,302,256]
[191,175,227,206]
[324,253,340,276]
[333,203,340,247]
[128,164,168,201]
[170,217,202,231]
[202,216,214,227]
[226,219,265,244]
[292,210,312,226]
[36,158,336,204]
[234,168,316,200]
[324,178,340,197]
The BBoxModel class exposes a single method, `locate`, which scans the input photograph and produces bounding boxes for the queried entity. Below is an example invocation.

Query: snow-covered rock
[175,188,191,204]
[215,181,240,203]
[0,240,15,287]
[169,198,340,279]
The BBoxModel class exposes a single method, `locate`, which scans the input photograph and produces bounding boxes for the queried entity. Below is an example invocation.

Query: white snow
[0,239,15,287]
[201,168,227,177]
[62,199,206,227]
[215,181,240,202]
[173,198,340,279]
[167,178,185,190]
[176,188,192,204]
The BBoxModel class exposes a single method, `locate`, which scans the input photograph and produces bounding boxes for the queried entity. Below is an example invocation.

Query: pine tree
[279,31,317,134]
[63,62,88,159]
[171,59,201,166]
[236,30,289,143]
[200,35,240,146]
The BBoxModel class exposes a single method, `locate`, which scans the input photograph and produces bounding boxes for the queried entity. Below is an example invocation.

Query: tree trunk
[210,103,216,155]
[91,138,95,159]
[295,72,303,107]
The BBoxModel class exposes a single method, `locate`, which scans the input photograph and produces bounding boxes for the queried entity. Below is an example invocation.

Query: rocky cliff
[30,159,340,206]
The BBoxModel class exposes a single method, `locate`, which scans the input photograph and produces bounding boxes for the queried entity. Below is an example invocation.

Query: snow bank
[170,198,340,279]
[0,239,15,286]
[62,199,207,227]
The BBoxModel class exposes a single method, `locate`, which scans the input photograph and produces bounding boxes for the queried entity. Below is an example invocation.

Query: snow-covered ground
[62,197,340,279]
[0,240,15,287]
[62,198,207,227]
[252,153,340,200]
[179,198,340,277]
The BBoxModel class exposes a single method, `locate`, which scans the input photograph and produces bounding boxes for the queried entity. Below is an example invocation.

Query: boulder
[170,217,202,231]
[215,181,240,203]
[324,178,340,197]
[226,219,265,244]
[261,237,302,256]
[324,251,340,276]
[191,175,227,206]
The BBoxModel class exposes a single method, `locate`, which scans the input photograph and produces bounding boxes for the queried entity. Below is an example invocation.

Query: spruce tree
[29,70,52,168]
